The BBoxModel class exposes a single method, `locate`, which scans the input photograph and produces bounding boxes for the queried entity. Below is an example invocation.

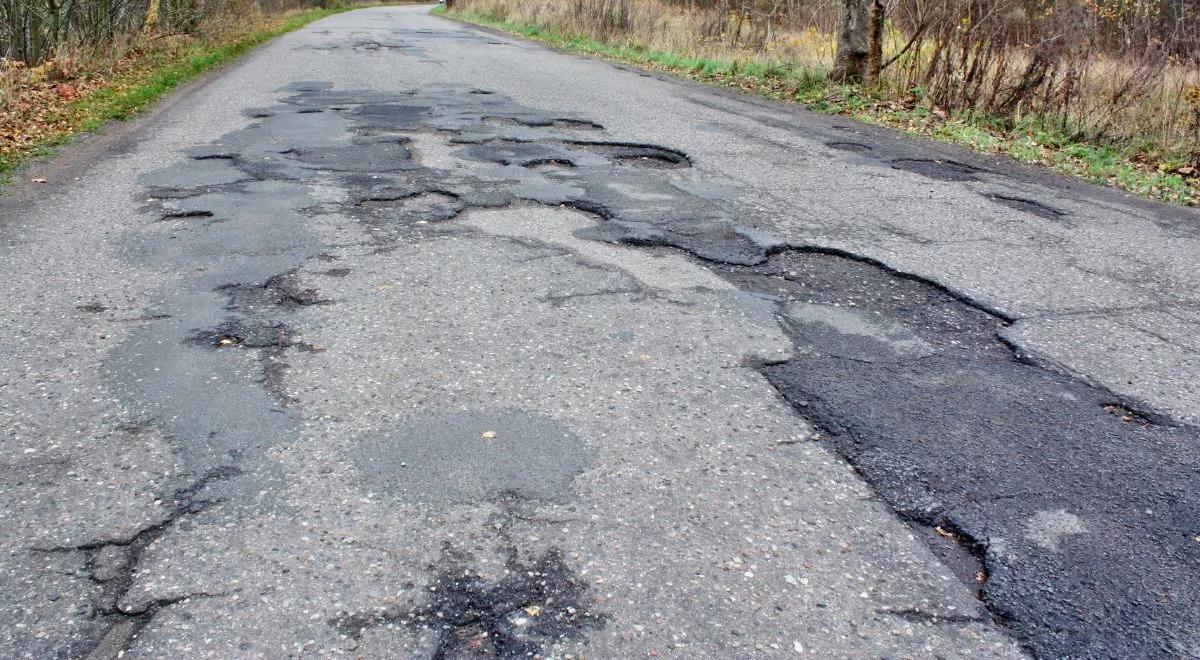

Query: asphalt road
[1,5,1197,658]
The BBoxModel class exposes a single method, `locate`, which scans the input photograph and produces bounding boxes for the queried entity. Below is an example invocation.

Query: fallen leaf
[523,604,541,616]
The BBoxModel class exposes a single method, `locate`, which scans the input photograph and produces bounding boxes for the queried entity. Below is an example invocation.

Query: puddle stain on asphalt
[353,411,594,506]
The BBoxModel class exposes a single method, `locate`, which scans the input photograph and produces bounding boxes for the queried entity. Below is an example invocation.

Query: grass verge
[1,4,365,181]
[438,6,1199,206]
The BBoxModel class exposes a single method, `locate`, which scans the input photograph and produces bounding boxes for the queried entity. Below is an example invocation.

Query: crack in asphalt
[186,272,331,406]
[878,607,988,625]
[538,287,642,307]
[34,467,241,657]
[983,193,1070,221]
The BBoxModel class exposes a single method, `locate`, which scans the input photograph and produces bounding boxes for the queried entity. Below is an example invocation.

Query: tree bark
[830,0,872,84]
[832,0,887,84]
[142,0,160,39]
[866,0,885,83]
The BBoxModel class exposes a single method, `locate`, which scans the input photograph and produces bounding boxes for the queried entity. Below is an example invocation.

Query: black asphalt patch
[718,251,1200,658]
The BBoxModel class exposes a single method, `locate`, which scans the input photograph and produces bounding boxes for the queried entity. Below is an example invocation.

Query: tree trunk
[866,0,884,83]
[832,0,886,84]
[142,0,160,39]
[830,0,871,84]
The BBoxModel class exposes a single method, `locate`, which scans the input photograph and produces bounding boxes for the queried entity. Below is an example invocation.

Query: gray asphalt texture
[0,5,1196,658]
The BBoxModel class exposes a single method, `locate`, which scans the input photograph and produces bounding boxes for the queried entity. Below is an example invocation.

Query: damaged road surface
[1,5,1197,659]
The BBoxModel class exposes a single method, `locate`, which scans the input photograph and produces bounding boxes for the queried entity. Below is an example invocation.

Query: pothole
[826,140,873,153]
[219,273,331,311]
[890,158,983,181]
[564,141,690,168]
[353,39,408,52]
[187,320,296,350]
[525,158,576,172]
[357,191,465,223]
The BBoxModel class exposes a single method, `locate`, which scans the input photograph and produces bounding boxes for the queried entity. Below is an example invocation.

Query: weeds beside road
[439,0,1199,206]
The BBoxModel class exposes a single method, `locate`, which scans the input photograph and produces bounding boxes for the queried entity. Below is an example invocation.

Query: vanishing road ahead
[2,5,1198,658]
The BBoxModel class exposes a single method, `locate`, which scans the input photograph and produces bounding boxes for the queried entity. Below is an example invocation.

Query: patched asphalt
[722,252,1200,657]
[0,5,1197,658]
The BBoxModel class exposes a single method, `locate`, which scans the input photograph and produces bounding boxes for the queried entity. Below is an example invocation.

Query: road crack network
[34,467,241,657]
[110,80,1200,657]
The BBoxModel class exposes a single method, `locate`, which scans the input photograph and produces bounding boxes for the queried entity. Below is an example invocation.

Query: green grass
[441,8,1198,206]
[0,5,359,180]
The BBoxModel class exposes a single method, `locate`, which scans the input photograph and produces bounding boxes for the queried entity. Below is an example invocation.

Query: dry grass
[464,0,833,67]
